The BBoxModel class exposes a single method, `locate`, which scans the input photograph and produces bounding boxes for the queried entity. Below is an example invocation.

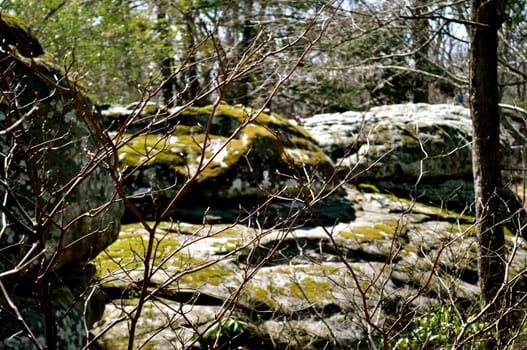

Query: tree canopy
[0,2,477,111]
[0,1,525,115]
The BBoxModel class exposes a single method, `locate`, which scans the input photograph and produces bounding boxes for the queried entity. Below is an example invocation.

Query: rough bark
[470,0,506,335]
[411,0,430,103]
[180,10,200,105]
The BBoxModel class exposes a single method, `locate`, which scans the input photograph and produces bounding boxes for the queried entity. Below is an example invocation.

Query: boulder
[304,104,473,181]
[0,14,122,349]
[118,104,342,223]
[303,103,524,211]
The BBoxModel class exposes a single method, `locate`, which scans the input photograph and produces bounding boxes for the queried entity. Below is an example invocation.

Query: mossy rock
[118,103,339,221]
[0,13,44,57]
[0,12,122,272]
[304,104,475,183]
[94,221,255,297]
[92,183,527,349]
[0,14,122,349]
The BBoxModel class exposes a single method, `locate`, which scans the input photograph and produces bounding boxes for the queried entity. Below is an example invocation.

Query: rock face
[304,104,474,181]
[0,14,122,349]
[118,104,341,222]
[92,184,527,349]
[303,103,524,211]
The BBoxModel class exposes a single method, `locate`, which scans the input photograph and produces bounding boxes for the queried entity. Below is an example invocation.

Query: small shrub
[392,305,489,350]
[200,315,247,348]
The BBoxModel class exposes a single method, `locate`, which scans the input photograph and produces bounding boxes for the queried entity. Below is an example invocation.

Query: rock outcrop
[92,184,527,349]
[0,14,122,349]
[303,103,525,211]
[118,104,344,223]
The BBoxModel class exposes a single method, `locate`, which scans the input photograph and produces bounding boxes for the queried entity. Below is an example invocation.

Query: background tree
[156,0,176,106]
[499,0,527,105]
[409,0,430,103]
[2,0,526,114]
[0,1,469,112]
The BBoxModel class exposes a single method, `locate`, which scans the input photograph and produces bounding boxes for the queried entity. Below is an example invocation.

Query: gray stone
[0,14,122,349]
[93,185,527,349]
[303,103,524,211]
[304,104,475,181]
[0,15,122,274]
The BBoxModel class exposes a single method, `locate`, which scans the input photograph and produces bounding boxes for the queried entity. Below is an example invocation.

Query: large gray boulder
[304,103,523,211]
[0,14,122,349]
[305,104,474,181]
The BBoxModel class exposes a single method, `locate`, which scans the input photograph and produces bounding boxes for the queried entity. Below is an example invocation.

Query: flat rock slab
[91,185,527,349]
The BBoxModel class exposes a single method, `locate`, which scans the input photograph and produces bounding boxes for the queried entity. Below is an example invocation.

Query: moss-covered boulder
[0,14,122,349]
[118,104,339,221]
[0,13,122,272]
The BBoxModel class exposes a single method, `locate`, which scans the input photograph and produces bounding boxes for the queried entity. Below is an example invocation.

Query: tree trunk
[411,0,430,103]
[470,0,506,344]
[223,0,256,106]
[177,8,201,105]
[157,0,175,106]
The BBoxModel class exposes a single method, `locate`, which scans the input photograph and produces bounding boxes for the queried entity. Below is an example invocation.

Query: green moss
[401,245,418,256]
[0,13,29,28]
[503,226,514,237]
[95,222,240,291]
[94,228,182,276]
[339,222,397,241]
[198,138,246,180]
[0,14,42,56]
[210,225,251,237]
[178,103,313,141]
[240,265,342,310]
[241,285,278,309]
[290,265,340,274]
[398,126,420,146]
[118,131,246,179]
[381,193,474,223]
[178,104,248,128]
[118,134,194,168]
[286,277,333,300]
[116,103,334,201]
[177,259,234,287]
[172,124,204,136]
[141,343,156,350]
[359,183,381,193]
[374,222,397,235]
[117,103,332,188]
[445,223,476,236]
[211,238,242,254]
[143,104,161,115]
